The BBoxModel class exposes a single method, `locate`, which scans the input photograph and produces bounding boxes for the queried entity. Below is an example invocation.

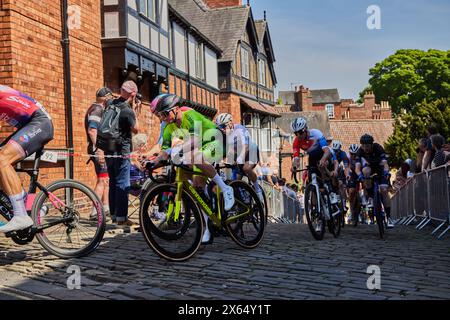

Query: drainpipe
[185,27,192,102]
[61,0,74,179]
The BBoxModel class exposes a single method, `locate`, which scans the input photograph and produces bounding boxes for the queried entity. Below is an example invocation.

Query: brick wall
[0,0,104,189]
[218,92,241,123]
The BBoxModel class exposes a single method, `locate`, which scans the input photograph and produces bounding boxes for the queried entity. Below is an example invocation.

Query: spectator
[106,80,140,227]
[416,138,429,173]
[270,169,279,186]
[260,163,271,183]
[393,160,413,192]
[85,87,113,221]
[422,124,439,171]
[430,134,448,169]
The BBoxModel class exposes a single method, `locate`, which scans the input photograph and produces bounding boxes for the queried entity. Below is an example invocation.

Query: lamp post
[275,126,284,179]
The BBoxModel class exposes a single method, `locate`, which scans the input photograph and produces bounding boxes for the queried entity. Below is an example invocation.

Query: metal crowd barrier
[261,181,304,224]
[391,164,450,239]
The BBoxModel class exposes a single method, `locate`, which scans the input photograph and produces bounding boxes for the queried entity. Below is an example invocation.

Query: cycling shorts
[7,109,54,158]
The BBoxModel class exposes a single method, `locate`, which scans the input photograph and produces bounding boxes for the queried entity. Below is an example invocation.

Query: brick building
[279,86,392,120]
[0,0,223,188]
[169,0,281,165]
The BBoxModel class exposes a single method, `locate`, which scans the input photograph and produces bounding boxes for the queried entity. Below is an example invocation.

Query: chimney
[364,91,376,110]
[295,85,312,111]
[204,0,243,9]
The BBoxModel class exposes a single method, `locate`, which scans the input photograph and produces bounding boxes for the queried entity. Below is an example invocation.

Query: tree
[385,98,450,167]
[362,49,450,115]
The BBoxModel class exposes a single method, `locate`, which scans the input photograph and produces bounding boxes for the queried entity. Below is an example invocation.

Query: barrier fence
[391,164,450,239]
[261,181,304,224]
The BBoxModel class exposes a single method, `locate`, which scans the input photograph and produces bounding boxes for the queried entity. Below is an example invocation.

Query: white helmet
[291,117,307,133]
[332,140,343,150]
[215,113,233,127]
[349,144,360,154]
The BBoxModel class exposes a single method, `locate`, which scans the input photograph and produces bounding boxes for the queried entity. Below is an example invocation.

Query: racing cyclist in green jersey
[149,94,235,245]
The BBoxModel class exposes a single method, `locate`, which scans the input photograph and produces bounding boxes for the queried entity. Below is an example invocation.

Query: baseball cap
[96,87,113,98]
[121,80,138,94]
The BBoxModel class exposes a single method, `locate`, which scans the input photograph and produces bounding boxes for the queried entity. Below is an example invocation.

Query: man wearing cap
[85,87,113,221]
[106,80,140,227]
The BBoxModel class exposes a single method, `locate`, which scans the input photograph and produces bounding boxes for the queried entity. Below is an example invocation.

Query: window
[195,43,205,80]
[259,59,266,86]
[139,0,156,22]
[241,47,250,79]
[326,104,335,119]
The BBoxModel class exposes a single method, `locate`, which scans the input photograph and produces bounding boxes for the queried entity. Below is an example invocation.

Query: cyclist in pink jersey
[0,85,54,233]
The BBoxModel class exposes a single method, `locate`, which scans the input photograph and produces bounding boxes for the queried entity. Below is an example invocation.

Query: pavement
[1,220,449,300]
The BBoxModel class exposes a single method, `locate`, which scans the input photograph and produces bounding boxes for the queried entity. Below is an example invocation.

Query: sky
[250,0,450,100]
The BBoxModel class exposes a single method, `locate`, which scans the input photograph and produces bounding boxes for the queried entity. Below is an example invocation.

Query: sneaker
[315,223,322,233]
[387,218,395,229]
[153,211,167,227]
[117,219,136,227]
[201,229,214,245]
[0,215,34,233]
[223,186,235,211]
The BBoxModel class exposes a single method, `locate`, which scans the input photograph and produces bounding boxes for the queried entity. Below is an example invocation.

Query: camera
[136,93,142,101]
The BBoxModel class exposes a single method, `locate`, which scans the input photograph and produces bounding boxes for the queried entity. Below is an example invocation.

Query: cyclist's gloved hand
[145,161,156,171]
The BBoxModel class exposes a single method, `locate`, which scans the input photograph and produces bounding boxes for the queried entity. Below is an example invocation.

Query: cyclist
[0,85,54,233]
[291,117,335,222]
[357,134,394,229]
[347,144,363,226]
[149,94,235,245]
[330,140,350,214]
[214,113,263,201]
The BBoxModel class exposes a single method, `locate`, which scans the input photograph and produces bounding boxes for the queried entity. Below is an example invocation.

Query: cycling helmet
[291,117,307,133]
[150,94,170,113]
[349,144,360,154]
[360,134,374,145]
[332,140,343,150]
[215,113,233,127]
[150,94,181,114]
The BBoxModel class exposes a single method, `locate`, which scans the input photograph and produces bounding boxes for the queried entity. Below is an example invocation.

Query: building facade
[0,0,223,187]
[169,0,280,165]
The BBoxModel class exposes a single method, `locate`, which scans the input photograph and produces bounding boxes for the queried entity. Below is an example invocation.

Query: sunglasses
[157,108,176,119]
[295,130,306,135]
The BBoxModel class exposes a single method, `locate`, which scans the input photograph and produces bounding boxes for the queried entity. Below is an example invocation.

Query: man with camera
[105,80,140,226]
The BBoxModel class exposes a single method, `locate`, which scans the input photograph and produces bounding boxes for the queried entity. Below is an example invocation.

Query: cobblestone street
[1,222,449,300]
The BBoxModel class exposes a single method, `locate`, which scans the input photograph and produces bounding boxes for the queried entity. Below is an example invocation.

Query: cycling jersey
[357,143,387,168]
[0,85,51,127]
[160,108,222,163]
[293,129,328,159]
[334,150,350,167]
[224,124,259,164]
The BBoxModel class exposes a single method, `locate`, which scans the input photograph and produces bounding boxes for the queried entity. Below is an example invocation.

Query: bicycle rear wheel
[140,184,203,262]
[373,190,385,239]
[31,180,105,259]
[304,184,326,240]
[225,181,265,249]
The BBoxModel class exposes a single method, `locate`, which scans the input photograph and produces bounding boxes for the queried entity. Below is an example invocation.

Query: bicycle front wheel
[225,181,265,249]
[304,184,326,240]
[140,184,203,262]
[31,180,106,259]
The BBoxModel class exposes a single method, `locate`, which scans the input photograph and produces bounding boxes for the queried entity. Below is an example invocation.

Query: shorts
[364,164,389,187]
[347,172,359,189]
[8,109,54,158]
[88,145,109,178]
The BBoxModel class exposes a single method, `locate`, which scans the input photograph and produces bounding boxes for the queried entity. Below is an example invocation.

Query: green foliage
[362,49,450,115]
[385,99,450,166]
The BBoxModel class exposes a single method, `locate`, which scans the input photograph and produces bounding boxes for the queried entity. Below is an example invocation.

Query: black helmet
[360,134,374,145]
[150,94,181,114]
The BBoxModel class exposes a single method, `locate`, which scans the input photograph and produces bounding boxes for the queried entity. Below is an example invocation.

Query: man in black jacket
[106,81,140,226]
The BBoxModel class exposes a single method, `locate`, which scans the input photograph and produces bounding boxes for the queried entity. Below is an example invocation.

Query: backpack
[96,102,125,153]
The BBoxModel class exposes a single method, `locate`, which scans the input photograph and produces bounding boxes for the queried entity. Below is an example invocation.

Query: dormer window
[241,47,250,79]
[326,104,335,119]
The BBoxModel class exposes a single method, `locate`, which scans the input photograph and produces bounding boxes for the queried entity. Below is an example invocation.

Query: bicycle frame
[165,166,251,228]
